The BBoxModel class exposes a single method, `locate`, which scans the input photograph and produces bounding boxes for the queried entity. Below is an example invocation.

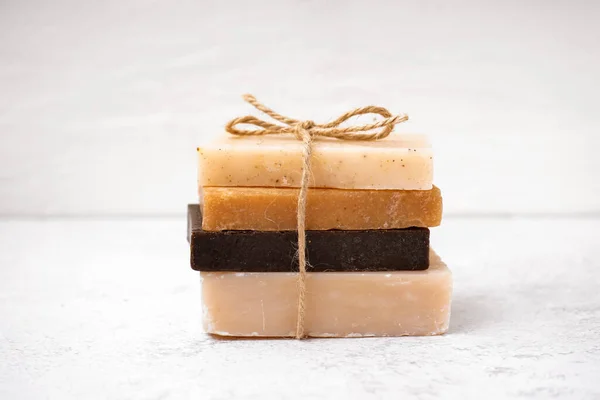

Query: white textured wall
[1,0,599,217]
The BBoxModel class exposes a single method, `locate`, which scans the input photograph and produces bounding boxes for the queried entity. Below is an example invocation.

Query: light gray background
[1,0,599,217]
[1,1,600,400]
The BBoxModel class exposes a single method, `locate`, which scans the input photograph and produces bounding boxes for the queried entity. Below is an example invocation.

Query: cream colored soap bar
[201,251,452,338]
[198,134,433,189]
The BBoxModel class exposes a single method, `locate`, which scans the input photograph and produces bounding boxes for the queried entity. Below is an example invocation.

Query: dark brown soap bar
[188,205,429,272]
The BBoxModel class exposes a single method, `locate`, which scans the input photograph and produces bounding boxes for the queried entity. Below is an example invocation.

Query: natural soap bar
[201,186,443,231]
[201,251,452,337]
[198,134,433,189]
[188,204,429,272]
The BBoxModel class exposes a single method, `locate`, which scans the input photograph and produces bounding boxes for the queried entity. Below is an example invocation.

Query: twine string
[226,94,408,339]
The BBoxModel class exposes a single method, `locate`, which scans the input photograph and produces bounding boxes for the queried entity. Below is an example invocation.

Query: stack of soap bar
[191,133,452,338]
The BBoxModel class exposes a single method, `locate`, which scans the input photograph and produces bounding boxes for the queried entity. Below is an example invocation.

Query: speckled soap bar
[197,133,433,189]
[188,205,429,272]
[201,250,452,338]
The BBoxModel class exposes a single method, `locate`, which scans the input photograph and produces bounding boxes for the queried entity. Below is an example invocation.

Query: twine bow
[226,94,409,339]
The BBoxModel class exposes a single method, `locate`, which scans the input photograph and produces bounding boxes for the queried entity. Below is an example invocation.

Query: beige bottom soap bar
[201,251,452,338]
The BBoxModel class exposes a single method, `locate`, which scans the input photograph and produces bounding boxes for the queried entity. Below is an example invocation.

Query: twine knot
[294,120,315,141]
[225,94,409,339]
[299,120,316,130]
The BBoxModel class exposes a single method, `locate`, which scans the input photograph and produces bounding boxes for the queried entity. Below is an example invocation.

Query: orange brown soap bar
[190,99,452,338]
[201,186,442,231]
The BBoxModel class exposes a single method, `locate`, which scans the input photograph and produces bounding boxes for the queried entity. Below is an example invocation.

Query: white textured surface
[1,0,600,216]
[1,217,599,399]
